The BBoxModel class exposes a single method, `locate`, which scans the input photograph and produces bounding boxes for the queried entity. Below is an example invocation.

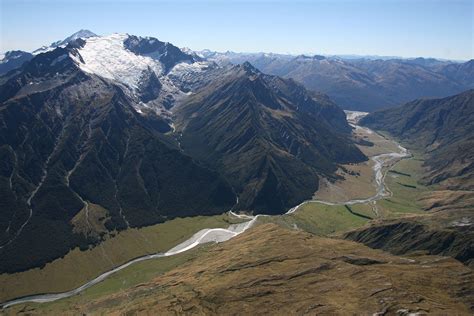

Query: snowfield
[67,33,212,118]
[344,110,369,125]
[73,33,163,90]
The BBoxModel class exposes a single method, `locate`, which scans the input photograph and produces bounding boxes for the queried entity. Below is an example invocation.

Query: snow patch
[33,45,55,55]
[344,110,369,124]
[169,61,207,75]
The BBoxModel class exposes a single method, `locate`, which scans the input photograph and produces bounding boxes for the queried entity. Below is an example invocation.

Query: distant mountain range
[203,52,473,111]
[2,32,473,112]
[0,30,364,272]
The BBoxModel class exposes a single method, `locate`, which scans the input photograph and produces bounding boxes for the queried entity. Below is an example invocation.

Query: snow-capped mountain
[1,30,220,118]
[32,29,97,55]
[68,33,216,117]
[0,30,98,75]
[0,33,235,272]
[51,29,97,48]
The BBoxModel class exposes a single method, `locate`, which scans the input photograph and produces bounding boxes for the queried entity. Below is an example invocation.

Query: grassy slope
[15,248,206,314]
[8,224,473,315]
[0,214,240,302]
[259,204,371,236]
[377,151,428,217]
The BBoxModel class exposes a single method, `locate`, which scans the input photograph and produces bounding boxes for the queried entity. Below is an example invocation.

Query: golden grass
[0,214,240,302]
[10,224,472,315]
[315,162,376,202]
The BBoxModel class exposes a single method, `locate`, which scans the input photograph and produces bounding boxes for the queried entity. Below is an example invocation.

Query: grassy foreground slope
[7,224,472,315]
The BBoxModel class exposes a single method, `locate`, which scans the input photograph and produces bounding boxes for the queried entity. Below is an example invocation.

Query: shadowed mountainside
[345,209,474,268]
[174,62,366,214]
[0,51,34,76]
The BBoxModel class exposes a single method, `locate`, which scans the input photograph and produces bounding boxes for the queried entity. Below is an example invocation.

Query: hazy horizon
[1,0,472,61]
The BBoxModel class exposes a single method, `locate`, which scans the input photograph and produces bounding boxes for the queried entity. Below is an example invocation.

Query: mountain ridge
[174,62,366,213]
[3,30,473,112]
[206,51,473,111]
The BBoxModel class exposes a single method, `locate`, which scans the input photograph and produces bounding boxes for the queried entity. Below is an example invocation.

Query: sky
[0,0,472,60]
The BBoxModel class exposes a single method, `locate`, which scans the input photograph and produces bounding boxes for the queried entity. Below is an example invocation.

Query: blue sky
[1,0,472,60]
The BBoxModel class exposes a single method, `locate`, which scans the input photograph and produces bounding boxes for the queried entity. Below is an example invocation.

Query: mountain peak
[0,50,34,75]
[72,29,96,38]
[123,34,196,73]
[236,61,260,75]
[52,29,97,48]
[3,50,29,59]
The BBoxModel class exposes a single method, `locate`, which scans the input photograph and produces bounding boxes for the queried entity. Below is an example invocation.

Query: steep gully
[0,111,411,308]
